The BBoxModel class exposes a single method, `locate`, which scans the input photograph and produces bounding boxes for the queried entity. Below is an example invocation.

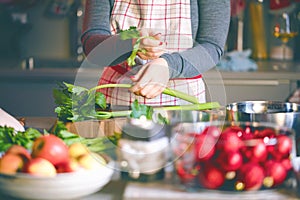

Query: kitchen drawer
[204,79,291,105]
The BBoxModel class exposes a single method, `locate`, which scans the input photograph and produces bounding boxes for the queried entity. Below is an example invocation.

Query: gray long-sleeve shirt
[81,0,230,79]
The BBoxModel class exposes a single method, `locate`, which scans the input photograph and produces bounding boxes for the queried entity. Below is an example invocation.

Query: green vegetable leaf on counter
[51,121,120,153]
[0,126,42,152]
[0,121,120,154]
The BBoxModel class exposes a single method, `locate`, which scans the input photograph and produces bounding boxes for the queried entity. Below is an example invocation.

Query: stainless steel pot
[226,101,300,154]
[226,101,300,127]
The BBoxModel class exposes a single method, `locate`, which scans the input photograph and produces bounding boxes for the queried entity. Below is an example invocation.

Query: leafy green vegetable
[119,26,140,40]
[51,121,120,153]
[0,121,121,154]
[0,126,42,152]
[119,26,154,66]
[130,99,153,120]
[156,113,170,125]
[53,82,221,123]
[53,82,107,122]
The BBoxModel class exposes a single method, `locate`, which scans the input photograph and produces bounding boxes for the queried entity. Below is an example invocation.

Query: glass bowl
[170,121,296,192]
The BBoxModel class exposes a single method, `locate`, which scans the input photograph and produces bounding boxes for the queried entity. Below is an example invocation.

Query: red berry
[199,163,225,189]
[194,133,216,161]
[217,129,243,152]
[217,151,243,171]
[264,160,287,187]
[202,126,222,138]
[281,158,292,171]
[254,128,276,139]
[240,126,254,140]
[223,126,244,137]
[176,161,198,184]
[275,135,293,156]
[236,162,265,191]
[250,139,268,163]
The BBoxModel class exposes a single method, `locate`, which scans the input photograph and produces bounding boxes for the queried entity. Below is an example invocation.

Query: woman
[81,0,230,106]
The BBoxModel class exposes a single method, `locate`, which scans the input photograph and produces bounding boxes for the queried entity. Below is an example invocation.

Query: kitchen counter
[1,117,300,200]
[1,179,298,200]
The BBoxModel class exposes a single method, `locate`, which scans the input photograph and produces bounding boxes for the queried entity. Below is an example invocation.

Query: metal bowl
[226,101,300,138]
[226,101,300,188]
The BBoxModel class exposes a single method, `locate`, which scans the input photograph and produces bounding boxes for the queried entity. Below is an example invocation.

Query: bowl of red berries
[170,121,296,191]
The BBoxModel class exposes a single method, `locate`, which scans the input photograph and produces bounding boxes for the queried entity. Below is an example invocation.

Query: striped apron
[98,0,205,106]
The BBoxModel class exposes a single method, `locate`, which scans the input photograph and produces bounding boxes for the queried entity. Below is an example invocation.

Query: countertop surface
[1,117,299,200]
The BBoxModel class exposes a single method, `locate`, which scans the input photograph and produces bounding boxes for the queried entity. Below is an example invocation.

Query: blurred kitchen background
[0,0,300,117]
[0,0,299,67]
[0,0,84,68]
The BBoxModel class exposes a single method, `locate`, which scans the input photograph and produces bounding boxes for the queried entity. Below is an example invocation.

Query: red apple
[23,157,56,177]
[56,158,81,173]
[199,163,225,189]
[6,145,31,162]
[235,162,265,191]
[0,153,24,174]
[31,134,69,166]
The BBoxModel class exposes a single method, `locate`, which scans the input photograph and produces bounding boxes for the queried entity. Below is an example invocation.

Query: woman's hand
[134,28,167,60]
[130,58,169,99]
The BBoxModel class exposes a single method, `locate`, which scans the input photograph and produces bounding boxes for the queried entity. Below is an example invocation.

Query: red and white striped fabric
[98,0,205,106]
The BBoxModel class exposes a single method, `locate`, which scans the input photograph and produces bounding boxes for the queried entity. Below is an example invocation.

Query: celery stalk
[90,84,200,104]
[90,83,220,120]
[94,103,221,120]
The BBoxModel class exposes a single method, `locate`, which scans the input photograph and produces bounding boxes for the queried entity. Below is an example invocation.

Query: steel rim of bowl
[226,101,300,114]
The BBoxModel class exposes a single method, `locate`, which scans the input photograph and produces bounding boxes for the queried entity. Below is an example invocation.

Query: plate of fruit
[0,128,115,200]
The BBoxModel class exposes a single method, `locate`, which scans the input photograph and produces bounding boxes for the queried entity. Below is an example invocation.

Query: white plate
[0,161,114,200]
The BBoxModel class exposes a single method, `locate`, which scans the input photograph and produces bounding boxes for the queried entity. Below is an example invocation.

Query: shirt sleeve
[81,0,112,55]
[81,0,132,65]
[161,0,231,79]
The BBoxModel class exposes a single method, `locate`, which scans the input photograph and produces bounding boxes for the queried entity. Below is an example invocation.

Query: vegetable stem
[156,102,221,111]
[93,102,221,120]
[90,84,200,104]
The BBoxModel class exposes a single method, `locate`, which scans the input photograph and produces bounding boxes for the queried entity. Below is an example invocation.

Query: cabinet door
[205,79,291,105]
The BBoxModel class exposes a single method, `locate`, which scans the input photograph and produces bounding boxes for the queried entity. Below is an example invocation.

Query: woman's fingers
[140,84,165,99]
[136,48,165,60]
